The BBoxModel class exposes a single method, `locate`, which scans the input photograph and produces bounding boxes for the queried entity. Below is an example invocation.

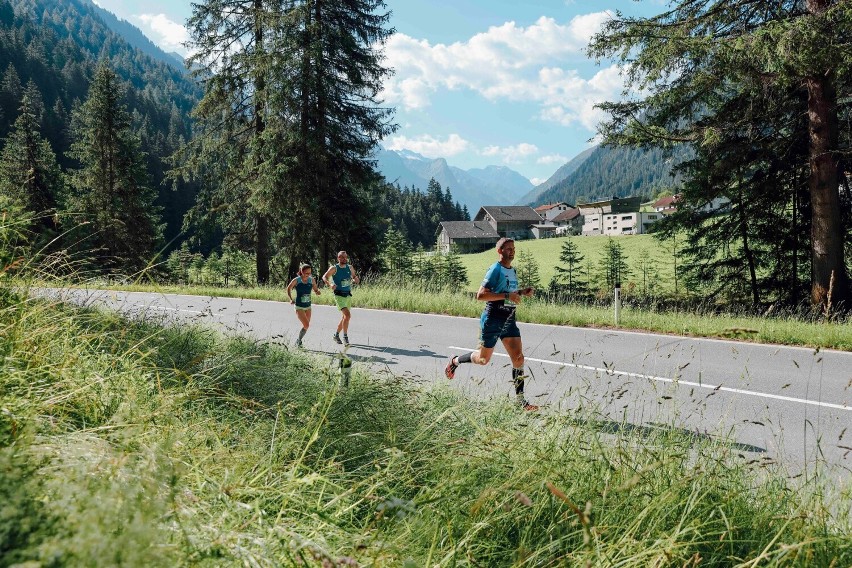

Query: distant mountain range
[375,148,533,214]
[84,0,186,70]
[377,142,690,215]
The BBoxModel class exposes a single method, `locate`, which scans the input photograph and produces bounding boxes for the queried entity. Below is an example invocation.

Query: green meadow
[460,234,679,294]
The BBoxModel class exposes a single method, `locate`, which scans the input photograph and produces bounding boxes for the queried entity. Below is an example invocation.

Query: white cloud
[530,177,546,185]
[480,143,538,164]
[381,11,625,130]
[134,13,189,53]
[386,133,471,157]
[536,64,625,130]
[537,154,567,165]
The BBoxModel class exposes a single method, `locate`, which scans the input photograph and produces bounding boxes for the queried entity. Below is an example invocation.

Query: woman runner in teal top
[287,263,321,348]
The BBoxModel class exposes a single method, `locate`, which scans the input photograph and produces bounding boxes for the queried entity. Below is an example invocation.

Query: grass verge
[2,284,850,566]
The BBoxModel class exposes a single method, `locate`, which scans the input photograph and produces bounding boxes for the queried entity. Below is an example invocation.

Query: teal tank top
[294,276,313,308]
[332,264,352,293]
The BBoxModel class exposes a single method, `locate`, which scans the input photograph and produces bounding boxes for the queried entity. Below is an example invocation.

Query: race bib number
[300,294,311,304]
[341,278,352,288]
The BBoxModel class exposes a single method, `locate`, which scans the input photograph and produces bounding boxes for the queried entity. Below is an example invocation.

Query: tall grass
[2,282,850,566]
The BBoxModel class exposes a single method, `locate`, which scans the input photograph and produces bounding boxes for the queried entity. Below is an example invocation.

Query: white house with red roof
[534,202,571,222]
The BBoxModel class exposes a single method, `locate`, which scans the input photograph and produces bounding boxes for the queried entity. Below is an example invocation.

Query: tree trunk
[736,179,760,306]
[256,214,270,284]
[253,0,269,285]
[806,73,848,307]
[806,0,849,308]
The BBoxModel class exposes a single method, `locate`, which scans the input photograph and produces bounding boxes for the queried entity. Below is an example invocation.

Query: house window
[648,214,658,220]
[622,215,632,221]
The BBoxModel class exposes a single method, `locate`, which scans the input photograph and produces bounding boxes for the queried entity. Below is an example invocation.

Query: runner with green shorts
[323,250,360,345]
[286,263,321,348]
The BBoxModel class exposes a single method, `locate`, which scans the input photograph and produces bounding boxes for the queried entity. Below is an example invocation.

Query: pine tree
[271,0,396,274]
[380,226,412,280]
[589,0,852,308]
[440,245,469,291]
[553,238,586,298]
[516,249,541,290]
[66,62,163,274]
[598,238,630,290]
[0,91,63,232]
[411,242,429,286]
[177,0,281,284]
[180,0,395,282]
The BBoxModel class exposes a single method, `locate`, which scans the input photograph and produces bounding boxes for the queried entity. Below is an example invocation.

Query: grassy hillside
[460,234,680,295]
[0,288,852,567]
[2,285,850,566]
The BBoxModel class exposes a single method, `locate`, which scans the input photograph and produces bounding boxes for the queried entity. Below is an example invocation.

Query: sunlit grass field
[460,234,679,293]
[3,284,850,566]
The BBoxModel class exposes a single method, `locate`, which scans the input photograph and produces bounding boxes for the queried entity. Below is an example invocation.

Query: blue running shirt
[481,261,519,318]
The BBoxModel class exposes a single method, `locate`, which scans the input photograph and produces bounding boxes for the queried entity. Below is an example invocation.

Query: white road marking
[448,346,851,411]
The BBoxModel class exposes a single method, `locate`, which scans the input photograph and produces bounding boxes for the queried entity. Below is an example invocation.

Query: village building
[534,202,571,222]
[473,206,544,240]
[578,196,662,236]
[552,208,583,235]
[436,220,500,253]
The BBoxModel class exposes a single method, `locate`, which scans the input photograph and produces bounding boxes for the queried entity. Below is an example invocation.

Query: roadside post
[614,281,621,326]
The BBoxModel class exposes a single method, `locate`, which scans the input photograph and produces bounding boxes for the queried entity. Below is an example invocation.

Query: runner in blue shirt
[323,250,360,345]
[444,237,538,411]
[286,263,321,348]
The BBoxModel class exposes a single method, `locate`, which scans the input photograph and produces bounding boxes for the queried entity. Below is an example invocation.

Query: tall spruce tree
[0,91,63,232]
[66,62,162,274]
[272,0,397,273]
[589,0,852,309]
[180,0,395,282]
[179,0,280,284]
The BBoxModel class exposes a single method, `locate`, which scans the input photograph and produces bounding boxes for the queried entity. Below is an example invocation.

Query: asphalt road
[58,289,852,480]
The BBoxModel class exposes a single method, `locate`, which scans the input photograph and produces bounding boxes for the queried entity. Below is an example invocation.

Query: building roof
[439,221,500,239]
[475,206,542,223]
[653,195,678,209]
[552,208,580,222]
[534,202,567,213]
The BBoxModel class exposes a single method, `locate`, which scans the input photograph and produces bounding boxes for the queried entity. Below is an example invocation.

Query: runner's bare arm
[322,265,336,289]
[351,267,360,285]
[476,286,521,303]
[286,278,297,303]
[313,279,321,295]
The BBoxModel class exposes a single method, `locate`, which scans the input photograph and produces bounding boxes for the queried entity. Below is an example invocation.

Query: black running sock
[457,352,473,365]
[298,328,307,341]
[512,367,525,396]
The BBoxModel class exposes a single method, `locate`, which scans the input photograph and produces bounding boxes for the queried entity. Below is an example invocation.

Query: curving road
[57,289,852,480]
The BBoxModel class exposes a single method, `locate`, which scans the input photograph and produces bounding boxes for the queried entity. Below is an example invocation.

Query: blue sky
[92,0,666,184]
